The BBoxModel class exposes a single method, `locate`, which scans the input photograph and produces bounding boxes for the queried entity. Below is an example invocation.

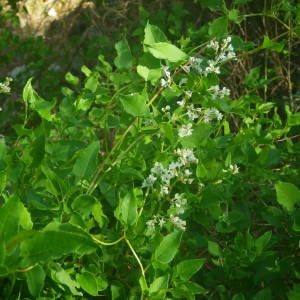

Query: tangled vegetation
[0,0,300,299]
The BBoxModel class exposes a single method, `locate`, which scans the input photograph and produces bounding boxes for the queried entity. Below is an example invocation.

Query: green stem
[92,235,125,246]
[125,237,146,278]
[86,118,137,195]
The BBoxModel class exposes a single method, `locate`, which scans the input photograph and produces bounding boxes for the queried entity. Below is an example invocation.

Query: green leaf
[84,73,99,92]
[20,222,96,266]
[72,141,100,180]
[228,9,243,24]
[149,274,169,297]
[0,196,32,244]
[25,265,45,297]
[288,112,300,126]
[139,276,149,294]
[144,22,168,45]
[172,281,206,298]
[120,92,150,117]
[175,258,206,281]
[208,16,228,38]
[255,231,272,254]
[137,52,161,82]
[114,191,138,226]
[137,65,161,82]
[154,231,182,264]
[65,72,79,86]
[76,272,99,296]
[146,42,187,62]
[114,39,132,70]
[208,240,221,257]
[23,78,55,121]
[50,264,82,296]
[180,123,212,147]
[275,182,300,212]
[262,35,285,52]
[81,65,92,77]
[71,195,96,217]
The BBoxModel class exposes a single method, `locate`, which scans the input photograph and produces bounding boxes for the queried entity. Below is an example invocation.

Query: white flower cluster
[0,77,13,94]
[142,148,198,191]
[222,164,239,174]
[170,193,187,215]
[146,193,188,231]
[203,108,223,123]
[176,105,223,136]
[151,36,236,231]
[208,85,230,99]
[143,148,198,231]
[160,65,172,87]
[178,123,193,137]
[188,37,236,77]
[207,37,236,63]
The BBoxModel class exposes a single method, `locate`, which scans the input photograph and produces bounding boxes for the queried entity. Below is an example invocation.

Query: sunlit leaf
[23,78,55,121]
[275,182,300,212]
[154,231,182,264]
[120,92,150,116]
[146,42,187,62]
[114,39,132,70]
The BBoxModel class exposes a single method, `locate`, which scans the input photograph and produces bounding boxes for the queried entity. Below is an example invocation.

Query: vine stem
[124,237,146,278]
[16,263,38,273]
[92,235,125,246]
[92,233,148,290]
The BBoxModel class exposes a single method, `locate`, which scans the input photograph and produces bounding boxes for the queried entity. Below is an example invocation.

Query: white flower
[161,171,174,184]
[203,108,223,122]
[151,162,165,176]
[182,65,191,73]
[177,100,185,107]
[176,148,198,165]
[204,61,220,76]
[48,7,57,17]
[184,90,193,98]
[158,217,166,227]
[146,219,156,230]
[208,85,230,99]
[186,104,201,120]
[170,215,186,230]
[229,164,239,174]
[162,65,171,78]
[0,77,13,94]
[207,40,219,51]
[142,174,157,188]
[161,65,172,87]
[178,123,193,138]
[184,169,192,176]
[161,105,171,115]
[173,193,187,210]
[179,78,188,85]
[160,186,169,195]
[161,78,171,88]
[189,57,203,74]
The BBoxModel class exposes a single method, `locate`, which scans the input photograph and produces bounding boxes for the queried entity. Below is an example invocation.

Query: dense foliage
[0,0,300,299]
